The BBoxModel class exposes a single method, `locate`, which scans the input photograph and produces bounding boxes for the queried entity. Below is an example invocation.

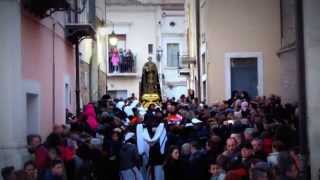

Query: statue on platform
[140,57,161,108]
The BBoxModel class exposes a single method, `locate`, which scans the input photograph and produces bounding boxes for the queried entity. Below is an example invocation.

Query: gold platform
[141,93,161,108]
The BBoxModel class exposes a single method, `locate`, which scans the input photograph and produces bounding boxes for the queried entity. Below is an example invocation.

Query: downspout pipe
[195,0,201,100]
[52,23,56,126]
[296,0,309,178]
[75,0,81,115]
[98,64,100,98]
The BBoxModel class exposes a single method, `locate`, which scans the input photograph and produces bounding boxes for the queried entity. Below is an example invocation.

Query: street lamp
[109,30,118,46]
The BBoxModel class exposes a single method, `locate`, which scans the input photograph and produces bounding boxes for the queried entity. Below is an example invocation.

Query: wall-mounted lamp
[101,19,118,47]
[109,30,118,46]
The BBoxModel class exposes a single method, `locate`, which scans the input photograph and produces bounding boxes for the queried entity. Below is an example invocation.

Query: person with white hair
[244,128,256,142]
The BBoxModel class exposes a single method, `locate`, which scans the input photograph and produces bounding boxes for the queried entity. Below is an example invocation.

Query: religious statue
[140,57,161,108]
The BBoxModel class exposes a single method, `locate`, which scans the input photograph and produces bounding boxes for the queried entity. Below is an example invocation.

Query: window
[26,93,40,134]
[202,53,206,75]
[169,21,176,27]
[65,84,69,108]
[203,81,207,102]
[148,44,153,54]
[167,43,179,67]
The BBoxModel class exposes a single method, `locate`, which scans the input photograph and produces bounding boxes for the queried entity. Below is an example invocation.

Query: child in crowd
[43,160,64,180]
[209,162,226,180]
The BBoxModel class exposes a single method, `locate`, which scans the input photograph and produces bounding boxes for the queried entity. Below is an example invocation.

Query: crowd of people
[1,90,305,180]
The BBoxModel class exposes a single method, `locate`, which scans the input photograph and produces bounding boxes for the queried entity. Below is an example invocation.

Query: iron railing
[65,0,96,27]
[108,54,137,74]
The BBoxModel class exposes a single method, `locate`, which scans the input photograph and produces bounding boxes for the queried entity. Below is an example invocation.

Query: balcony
[181,55,196,65]
[108,52,138,77]
[64,0,96,44]
[179,68,190,76]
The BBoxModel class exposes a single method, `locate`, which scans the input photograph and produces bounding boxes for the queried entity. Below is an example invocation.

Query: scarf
[136,123,167,158]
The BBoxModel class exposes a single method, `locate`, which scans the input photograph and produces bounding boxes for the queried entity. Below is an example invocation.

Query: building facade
[79,0,109,104]
[105,3,157,99]
[303,0,320,179]
[186,0,281,103]
[278,0,298,104]
[184,0,198,96]
[106,0,186,100]
[159,7,187,100]
[0,0,76,170]
[0,0,106,171]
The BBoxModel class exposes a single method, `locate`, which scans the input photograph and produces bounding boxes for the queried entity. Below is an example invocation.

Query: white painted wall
[165,85,188,100]
[304,0,320,179]
[97,32,107,73]
[160,12,188,99]
[185,0,198,91]
[106,6,158,98]
[79,39,93,64]
[161,11,186,34]
[0,0,29,171]
[79,32,107,73]
[79,29,107,101]
[108,77,140,98]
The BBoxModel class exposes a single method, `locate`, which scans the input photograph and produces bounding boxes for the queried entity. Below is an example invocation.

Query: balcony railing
[108,53,137,75]
[64,0,96,44]
[65,0,95,26]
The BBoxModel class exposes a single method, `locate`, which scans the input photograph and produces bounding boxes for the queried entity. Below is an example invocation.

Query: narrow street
[0,0,320,180]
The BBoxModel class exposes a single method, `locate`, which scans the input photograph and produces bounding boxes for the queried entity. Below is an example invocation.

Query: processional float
[140,57,162,108]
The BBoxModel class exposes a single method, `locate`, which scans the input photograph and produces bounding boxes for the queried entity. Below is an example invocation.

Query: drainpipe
[75,0,81,115]
[296,0,309,178]
[195,0,201,100]
[52,23,56,125]
[98,64,100,98]
[89,55,93,101]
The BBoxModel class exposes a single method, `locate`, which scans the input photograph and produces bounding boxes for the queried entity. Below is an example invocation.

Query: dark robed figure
[140,57,161,107]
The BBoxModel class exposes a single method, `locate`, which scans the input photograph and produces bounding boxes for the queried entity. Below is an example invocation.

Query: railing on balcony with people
[108,48,136,74]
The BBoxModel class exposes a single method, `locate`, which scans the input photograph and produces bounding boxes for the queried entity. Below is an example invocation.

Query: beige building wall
[185,0,197,92]
[204,0,281,103]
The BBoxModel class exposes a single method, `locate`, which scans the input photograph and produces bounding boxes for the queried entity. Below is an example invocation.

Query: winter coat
[163,159,183,180]
[119,143,140,170]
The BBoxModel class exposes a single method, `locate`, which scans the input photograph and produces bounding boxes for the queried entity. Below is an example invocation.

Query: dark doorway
[231,57,258,98]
